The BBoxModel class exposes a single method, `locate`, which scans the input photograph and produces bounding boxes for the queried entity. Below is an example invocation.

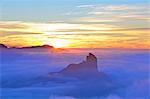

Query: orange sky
[0,21,149,49]
[0,1,149,49]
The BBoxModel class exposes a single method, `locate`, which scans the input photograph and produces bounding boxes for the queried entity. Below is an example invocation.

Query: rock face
[86,53,97,70]
[60,53,98,73]
[55,53,106,79]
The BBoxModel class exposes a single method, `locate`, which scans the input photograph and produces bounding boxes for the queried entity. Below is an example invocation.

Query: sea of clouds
[0,48,149,99]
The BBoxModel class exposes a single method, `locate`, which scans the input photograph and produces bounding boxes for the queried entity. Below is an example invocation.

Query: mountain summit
[86,53,97,69]
[59,53,99,77]
[47,53,111,81]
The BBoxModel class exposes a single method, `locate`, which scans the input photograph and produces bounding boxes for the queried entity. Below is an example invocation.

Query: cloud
[0,21,119,34]
[0,31,42,37]
[77,4,95,8]
[73,3,149,25]
[0,21,149,37]
[0,21,149,49]
[77,4,148,11]
[0,21,29,29]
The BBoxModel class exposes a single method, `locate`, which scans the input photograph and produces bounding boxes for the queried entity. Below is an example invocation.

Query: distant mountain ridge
[0,44,8,48]
[18,44,53,49]
[0,43,54,49]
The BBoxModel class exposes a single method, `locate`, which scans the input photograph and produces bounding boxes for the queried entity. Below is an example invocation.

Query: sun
[52,40,66,48]
[44,39,70,48]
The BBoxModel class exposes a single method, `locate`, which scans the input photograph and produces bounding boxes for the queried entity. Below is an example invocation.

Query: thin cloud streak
[72,3,149,29]
[1,21,149,33]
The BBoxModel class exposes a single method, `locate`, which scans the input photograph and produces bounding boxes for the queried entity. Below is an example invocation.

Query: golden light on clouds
[43,39,71,48]
[0,1,149,50]
[0,21,149,49]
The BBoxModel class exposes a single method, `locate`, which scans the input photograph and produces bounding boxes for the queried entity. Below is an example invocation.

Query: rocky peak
[86,53,97,65]
[86,53,97,62]
[59,53,99,77]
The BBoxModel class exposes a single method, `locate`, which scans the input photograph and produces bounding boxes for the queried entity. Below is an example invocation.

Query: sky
[0,0,150,49]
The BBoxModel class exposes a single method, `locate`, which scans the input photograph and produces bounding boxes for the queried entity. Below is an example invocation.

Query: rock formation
[46,53,115,98]
[59,53,98,77]
[48,53,108,80]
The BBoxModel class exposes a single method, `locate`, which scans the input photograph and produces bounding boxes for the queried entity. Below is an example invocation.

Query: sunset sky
[0,0,149,49]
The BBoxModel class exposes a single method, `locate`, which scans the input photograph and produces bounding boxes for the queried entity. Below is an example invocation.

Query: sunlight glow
[44,39,70,48]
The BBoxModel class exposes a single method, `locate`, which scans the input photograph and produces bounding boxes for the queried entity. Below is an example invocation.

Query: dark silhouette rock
[48,53,109,80]
[59,53,99,78]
